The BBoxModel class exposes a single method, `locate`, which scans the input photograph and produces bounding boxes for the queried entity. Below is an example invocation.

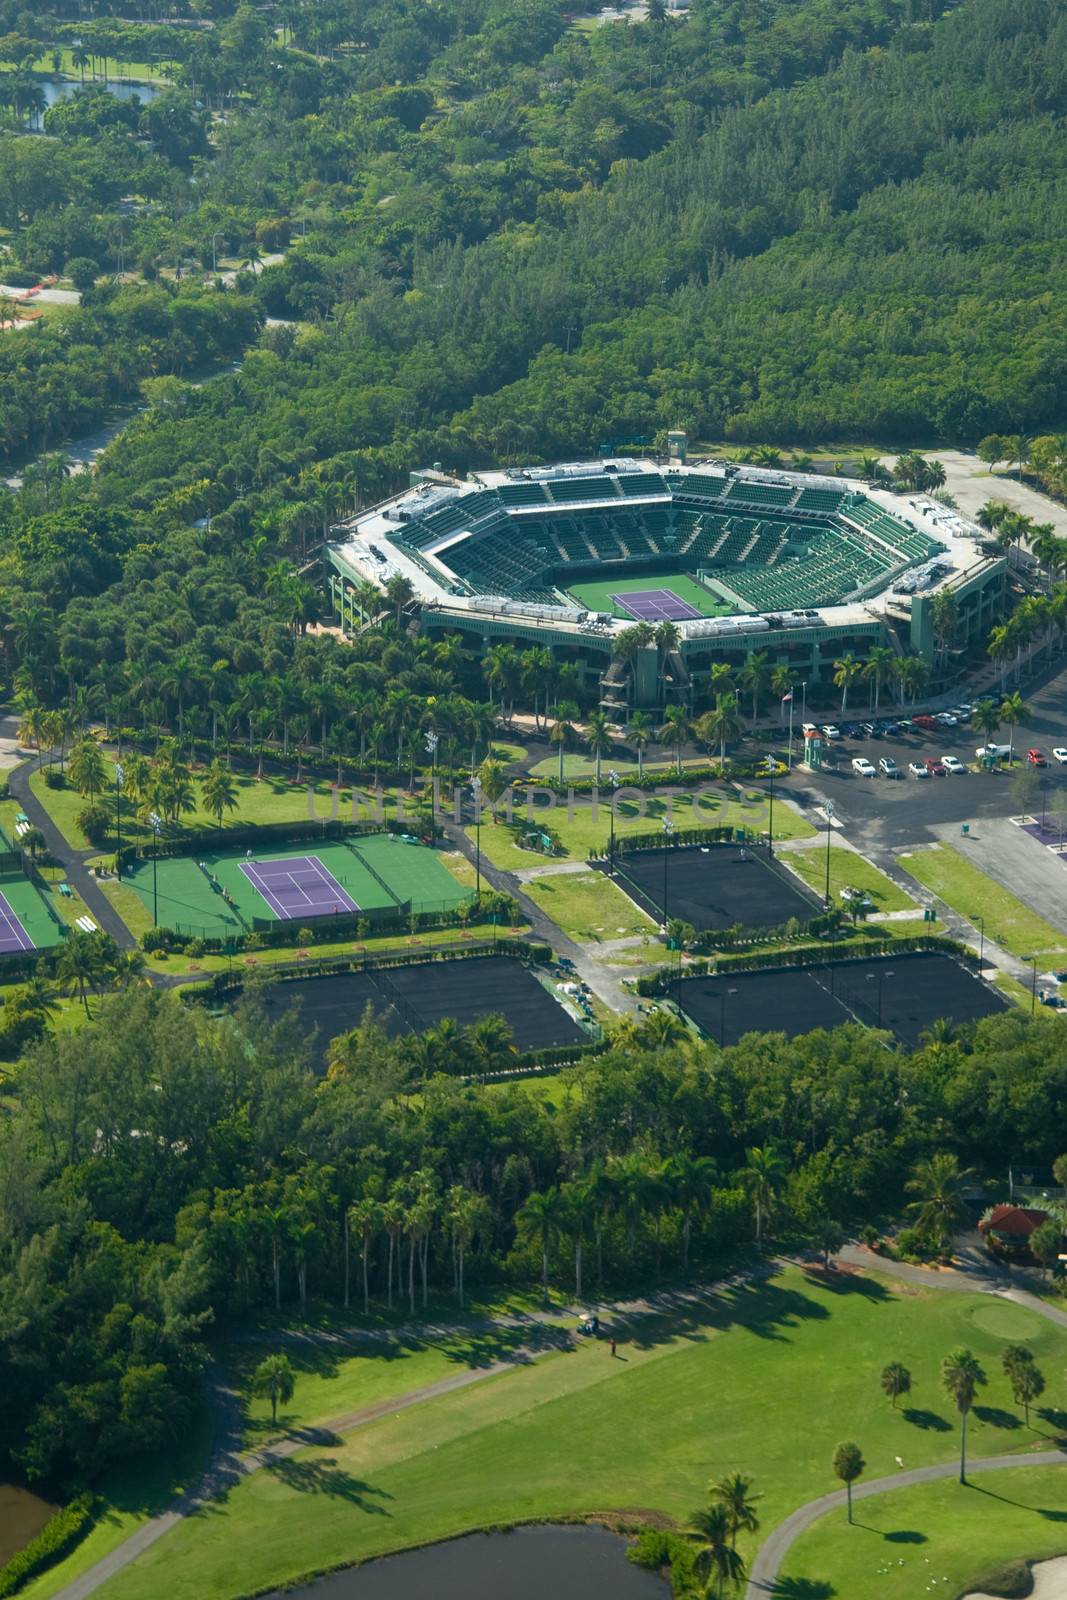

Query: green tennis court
[0,871,65,952]
[566,570,735,619]
[123,836,471,936]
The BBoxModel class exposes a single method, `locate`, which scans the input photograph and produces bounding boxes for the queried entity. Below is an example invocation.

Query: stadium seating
[547,475,620,503]
[617,471,669,497]
[725,480,798,509]
[795,486,846,514]
[498,481,550,508]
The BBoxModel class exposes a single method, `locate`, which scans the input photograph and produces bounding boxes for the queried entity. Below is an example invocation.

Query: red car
[1028,748,1047,766]
[925,757,947,776]
[912,714,937,731]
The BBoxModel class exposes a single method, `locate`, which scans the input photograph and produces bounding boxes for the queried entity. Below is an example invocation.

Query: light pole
[866,967,894,1028]
[607,768,619,877]
[762,756,776,856]
[424,731,438,828]
[1029,955,1038,1015]
[718,985,738,1048]
[114,761,124,870]
[471,774,483,899]
[149,810,162,928]
[824,799,835,906]
[661,817,674,928]
[975,913,985,970]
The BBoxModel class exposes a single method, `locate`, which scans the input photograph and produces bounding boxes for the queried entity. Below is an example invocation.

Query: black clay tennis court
[259,955,588,1061]
[607,843,819,932]
[675,952,1010,1048]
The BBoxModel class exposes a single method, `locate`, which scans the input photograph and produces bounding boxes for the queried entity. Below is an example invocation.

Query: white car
[821,724,842,740]
[851,757,876,776]
[942,755,967,774]
[1053,748,1067,765]
[976,744,1012,761]
[935,712,958,727]
[909,761,930,778]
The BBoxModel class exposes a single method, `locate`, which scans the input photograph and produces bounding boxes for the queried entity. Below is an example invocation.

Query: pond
[266,1525,670,1599]
[0,1485,58,1566]
[40,78,158,109]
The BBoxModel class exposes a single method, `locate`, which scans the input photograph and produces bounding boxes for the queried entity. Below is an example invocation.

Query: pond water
[0,1485,58,1566]
[40,79,158,109]
[266,1525,670,1599]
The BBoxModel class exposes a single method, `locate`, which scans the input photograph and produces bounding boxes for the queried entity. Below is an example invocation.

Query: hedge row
[634,935,971,994]
[119,816,420,869]
[0,1494,95,1598]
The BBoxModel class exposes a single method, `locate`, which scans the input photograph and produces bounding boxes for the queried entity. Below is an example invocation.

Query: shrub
[186,938,206,958]
[77,803,111,847]
[65,257,101,294]
[0,267,39,289]
[0,1493,95,1597]
[43,768,66,790]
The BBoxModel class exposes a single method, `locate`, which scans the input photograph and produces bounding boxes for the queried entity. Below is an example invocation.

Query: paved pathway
[745,1449,1067,1596]
[6,754,135,950]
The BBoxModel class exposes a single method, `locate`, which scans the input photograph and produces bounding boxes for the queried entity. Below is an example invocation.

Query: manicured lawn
[95,1268,1067,1600]
[780,1465,1067,1600]
[523,870,655,942]
[899,845,1067,961]
[784,845,917,914]
[1,51,176,81]
[468,787,813,870]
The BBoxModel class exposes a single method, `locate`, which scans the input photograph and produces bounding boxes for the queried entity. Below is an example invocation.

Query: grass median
[523,871,655,943]
[783,845,917,914]
[899,845,1067,963]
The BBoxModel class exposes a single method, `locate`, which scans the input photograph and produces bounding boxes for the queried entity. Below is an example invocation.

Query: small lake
[0,1485,57,1566]
[41,79,159,109]
[266,1526,670,1599]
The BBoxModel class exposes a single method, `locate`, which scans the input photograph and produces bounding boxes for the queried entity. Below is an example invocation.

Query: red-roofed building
[979,1204,1050,1258]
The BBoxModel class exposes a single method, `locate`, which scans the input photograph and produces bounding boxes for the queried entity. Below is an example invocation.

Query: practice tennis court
[0,889,34,952]
[606,842,819,933]
[123,835,471,937]
[0,872,65,955]
[675,953,1010,1048]
[239,856,360,920]
[256,955,588,1064]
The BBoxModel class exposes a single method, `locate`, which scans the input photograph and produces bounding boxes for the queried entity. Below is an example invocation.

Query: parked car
[801,722,818,736]
[909,761,930,778]
[935,711,958,727]
[851,757,876,776]
[976,743,1012,761]
[942,755,967,774]
[879,757,900,778]
[860,721,879,738]
[1053,748,1067,765]
[821,724,842,740]
[1027,748,1048,766]
[912,714,938,730]
[925,757,947,776]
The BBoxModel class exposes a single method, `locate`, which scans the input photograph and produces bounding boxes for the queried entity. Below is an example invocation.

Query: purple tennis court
[0,890,34,952]
[609,587,703,621]
[239,855,361,920]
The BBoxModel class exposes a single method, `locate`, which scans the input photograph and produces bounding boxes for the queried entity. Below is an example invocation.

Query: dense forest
[3,984,1067,1491]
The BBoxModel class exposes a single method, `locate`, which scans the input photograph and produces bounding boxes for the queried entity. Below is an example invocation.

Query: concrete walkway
[745,1449,1067,1596]
[6,755,135,950]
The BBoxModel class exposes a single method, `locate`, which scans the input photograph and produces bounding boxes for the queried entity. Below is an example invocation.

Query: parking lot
[783,658,1067,845]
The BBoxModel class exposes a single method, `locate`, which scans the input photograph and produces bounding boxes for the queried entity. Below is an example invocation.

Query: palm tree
[687,1504,746,1598]
[56,929,111,1018]
[971,700,1002,745]
[658,704,689,773]
[832,1441,865,1522]
[770,664,796,719]
[550,707,576,784]
[711,1471,761,1550]
[626,709,653,778]
[693,694,742,771]
[906,1152,974,1252]
[559,1179,597,1302]
[880,1361,911,1409]
[941,1347,986,1482]
[585,709,613,784]
[251,1353,296,1425]
[664,1152,718,1270]
[742,1146,785,1243]
[999,691,1028,761]
[896,653,929,706]
[517,1188,566,1304]
[67,737,108,803]
[740,649,771,730]
[832,652,861,713]
[201,760,239,829]
[347,1197,380,1314]
[863,645,897,712]
[475,756,509,821]
[385,572,415,625]
[447,1187,490,1310]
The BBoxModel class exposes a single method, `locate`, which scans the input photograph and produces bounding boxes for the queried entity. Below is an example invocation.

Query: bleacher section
[378,480,938,615]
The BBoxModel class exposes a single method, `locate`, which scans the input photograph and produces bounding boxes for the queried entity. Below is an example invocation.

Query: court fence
[117,817,430,872]
[635,933,973,995]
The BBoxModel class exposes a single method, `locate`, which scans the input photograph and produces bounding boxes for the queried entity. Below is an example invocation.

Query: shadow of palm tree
[974,1405,1022,1430]
[265,1456,392,1513]
[901,1408,952,1432]
[770,1578,836,1598]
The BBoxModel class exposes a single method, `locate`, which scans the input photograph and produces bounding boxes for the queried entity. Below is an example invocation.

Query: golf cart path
[745,1449,1067,1596]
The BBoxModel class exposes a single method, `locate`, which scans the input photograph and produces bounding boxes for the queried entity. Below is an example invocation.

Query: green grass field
[566,569,736,620]
[781,1465,1067,1599]
[120,837,470,938]
[83,1267,1067,1600]
[523,870,655,942]
[784,845,917,914]
[899,845,1067,962]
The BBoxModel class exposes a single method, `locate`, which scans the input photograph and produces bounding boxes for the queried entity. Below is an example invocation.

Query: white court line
[302,854,359,910]
[0,891,33,951]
